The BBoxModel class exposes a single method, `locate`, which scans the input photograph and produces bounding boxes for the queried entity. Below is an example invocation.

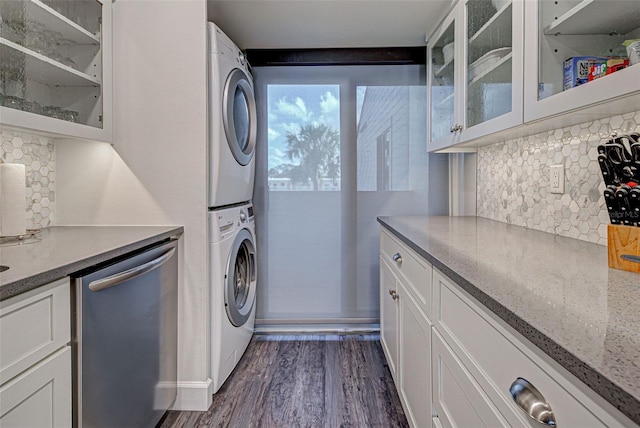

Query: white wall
[56,0,211,410]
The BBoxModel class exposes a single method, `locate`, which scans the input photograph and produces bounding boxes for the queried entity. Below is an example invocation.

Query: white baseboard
[171,379,212,411]
[254,324,380,334]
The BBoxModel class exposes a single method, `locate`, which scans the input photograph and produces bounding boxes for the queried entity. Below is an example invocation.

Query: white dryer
[208,23,256,208]
[209,203,257,392]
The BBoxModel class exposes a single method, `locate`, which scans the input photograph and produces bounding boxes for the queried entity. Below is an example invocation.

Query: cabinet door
[523,0,640,123]
[0,0,113,142]
[380,257,399,381]
[428,7,461,151]
[460,0,524,142]
[432,330,508,428]
[399,285,432,428]
[0,347,72,427]
[0,278,70,384]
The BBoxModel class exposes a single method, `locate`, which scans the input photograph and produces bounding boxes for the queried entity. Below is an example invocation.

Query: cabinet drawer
[381,230,433,318]
[0,347,72,427]
[0,278,70,384]
[433,269,611,427]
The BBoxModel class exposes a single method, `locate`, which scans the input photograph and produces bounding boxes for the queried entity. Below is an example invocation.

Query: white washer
[208,23,257,208]
[209,203,257,392]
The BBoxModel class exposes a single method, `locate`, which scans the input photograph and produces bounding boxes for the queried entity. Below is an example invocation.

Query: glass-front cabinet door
[461,0,523,143]
[429,13,458,150]
[466,0,514,128]
[0,0,112,142]
[524,0,640,123]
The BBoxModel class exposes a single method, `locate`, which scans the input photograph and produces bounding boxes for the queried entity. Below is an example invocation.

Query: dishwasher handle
[88,247,176,292]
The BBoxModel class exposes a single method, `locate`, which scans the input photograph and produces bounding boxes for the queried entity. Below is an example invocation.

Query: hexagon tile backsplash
[477,110,640,246]
[0,129,55,229]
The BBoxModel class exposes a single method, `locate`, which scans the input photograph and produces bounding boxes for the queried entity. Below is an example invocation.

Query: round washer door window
[225,228,256,327]
[222,69,256,166]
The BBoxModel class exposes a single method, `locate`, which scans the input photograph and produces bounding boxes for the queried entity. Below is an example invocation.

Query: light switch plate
[550,165,564,194]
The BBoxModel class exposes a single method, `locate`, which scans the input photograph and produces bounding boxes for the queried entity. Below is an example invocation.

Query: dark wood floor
[160,334,409,428]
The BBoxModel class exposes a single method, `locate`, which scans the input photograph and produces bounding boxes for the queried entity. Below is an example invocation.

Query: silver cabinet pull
[88,248,176,292]
[388,289,399,300]
[450,124,462,133]
[392,253,403,263]
[509,377,556,426]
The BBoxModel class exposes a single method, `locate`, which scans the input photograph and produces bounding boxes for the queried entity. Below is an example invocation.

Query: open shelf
[0,0,99,45]
[469,53,512,85]
[544,0,640,35]
[469,2,512,49]
[0,38,100,86]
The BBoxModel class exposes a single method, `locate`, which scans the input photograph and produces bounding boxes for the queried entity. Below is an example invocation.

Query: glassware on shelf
[24,20,79,69]
[1,17,27,46]
[20,99,37,114]
[61,109,79,123]
[1,95,24,110]
[43,105,62,119]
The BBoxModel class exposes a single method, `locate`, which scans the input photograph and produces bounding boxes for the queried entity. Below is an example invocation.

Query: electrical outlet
[550,165,564,194]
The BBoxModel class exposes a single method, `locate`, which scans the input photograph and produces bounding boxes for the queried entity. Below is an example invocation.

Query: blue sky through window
[267,85,340,170]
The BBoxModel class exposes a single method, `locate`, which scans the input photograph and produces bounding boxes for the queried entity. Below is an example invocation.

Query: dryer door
[225,228,256,327]
[222,68,256,166]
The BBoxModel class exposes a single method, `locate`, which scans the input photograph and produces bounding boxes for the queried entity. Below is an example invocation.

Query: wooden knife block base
[608,225,640,273]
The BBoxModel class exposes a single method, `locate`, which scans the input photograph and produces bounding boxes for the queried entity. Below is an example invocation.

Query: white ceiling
[207,1,452,50]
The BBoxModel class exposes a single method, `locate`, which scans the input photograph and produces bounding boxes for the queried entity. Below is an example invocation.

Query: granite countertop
[378,216,640,425]
[0,225,184,301]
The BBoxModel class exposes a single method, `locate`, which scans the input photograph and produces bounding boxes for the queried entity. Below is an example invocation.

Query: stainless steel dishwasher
[72,239,178,428]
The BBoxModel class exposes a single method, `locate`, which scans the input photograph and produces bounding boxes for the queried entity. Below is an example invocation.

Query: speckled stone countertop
[378,216,640,425]
[0,226,183,301]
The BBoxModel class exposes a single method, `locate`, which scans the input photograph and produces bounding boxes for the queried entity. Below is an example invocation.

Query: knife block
[608,225,640,273]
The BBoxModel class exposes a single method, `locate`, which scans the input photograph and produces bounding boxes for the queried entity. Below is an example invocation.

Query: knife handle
[604,186,622,224]
[598,154,616,186]
[630,188,640,227]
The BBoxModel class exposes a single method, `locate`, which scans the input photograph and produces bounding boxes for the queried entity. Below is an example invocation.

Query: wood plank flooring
[160,334,409,428]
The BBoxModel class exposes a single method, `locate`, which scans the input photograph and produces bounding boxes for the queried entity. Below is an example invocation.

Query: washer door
[225,228,256,327]
[222,68,256,166]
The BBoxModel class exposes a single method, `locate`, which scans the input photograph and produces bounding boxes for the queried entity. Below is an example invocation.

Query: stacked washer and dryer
[207,23,258,393]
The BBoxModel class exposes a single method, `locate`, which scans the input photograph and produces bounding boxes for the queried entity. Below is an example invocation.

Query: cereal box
[563,56,607,90]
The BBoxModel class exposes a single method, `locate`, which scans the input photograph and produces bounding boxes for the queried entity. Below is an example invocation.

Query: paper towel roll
[0,163,27,236]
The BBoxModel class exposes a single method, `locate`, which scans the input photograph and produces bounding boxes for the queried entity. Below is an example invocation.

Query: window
[254,65,448,326]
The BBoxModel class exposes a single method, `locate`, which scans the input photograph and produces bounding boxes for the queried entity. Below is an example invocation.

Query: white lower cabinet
[0,347,72,427]
[380,227,635,428]
[432,268,634,428]
[0,278,71,427]
[380,230,434,428]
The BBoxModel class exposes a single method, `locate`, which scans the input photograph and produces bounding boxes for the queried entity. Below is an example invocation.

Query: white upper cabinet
[524,0,640,123]
[0,0,112,142]
[428,0,640,152]
[428,0,524,152]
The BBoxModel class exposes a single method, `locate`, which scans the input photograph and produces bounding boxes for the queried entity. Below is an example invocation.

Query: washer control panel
[209,204,254,243]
